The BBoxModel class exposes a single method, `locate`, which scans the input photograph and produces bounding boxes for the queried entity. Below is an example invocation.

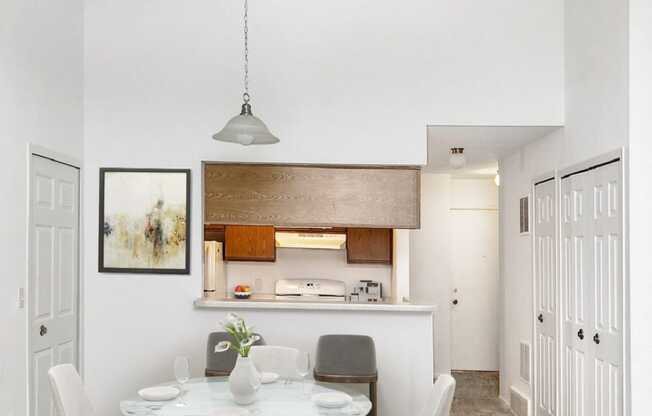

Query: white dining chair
[249,345,301,380]
[420,374,456,416]
[48,364,94,416]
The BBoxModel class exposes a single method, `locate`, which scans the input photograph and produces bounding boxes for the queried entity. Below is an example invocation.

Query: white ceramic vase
[229,356,260,405]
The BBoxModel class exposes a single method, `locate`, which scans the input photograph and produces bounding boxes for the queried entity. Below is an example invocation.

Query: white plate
[208,407,251,416]
[137,386,180,401]
[312,392,353,409]
[260,372,279,384]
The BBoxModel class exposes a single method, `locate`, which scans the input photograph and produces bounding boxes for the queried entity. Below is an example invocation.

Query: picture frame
[98,168,191,274]
[519,194,530,235]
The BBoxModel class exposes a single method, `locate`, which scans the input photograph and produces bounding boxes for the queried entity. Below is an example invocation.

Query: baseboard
[509,386,530,416]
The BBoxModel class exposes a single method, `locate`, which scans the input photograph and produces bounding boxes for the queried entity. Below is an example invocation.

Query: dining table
[120,377,372,416]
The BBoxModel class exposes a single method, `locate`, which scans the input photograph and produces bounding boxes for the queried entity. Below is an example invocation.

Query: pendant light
[212,0,279,146]
[449,147,466,169]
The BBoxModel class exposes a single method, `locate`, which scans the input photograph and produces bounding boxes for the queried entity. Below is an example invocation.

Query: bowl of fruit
[234,285,252,299]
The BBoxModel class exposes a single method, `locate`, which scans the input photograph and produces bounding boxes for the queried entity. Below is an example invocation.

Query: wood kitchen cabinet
[346,228,393,265]
[204,163,420,229]
[224,225,276,262]
[204,224,225,242]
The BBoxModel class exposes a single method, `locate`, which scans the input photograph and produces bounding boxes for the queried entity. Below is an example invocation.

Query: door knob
[577,329,584,340]
[537,314,543,323]
[593,333,600,344]
[39,325,47,336]
[452,299,459,305]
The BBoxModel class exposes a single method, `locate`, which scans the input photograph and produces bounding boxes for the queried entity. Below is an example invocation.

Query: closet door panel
[590,162,623,416]
[561,172,592,416]
[535,179,557,416]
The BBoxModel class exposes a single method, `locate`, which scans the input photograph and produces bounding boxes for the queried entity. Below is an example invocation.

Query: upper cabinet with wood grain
[346,228,393,265]
[204,163,420,229]
[224,225,276,262]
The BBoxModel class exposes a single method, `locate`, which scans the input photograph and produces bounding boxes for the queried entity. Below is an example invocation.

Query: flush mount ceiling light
[449,147,466,169]
[212,0,279,146]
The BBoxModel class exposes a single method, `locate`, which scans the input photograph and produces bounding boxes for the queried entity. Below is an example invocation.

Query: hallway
[450,371,511,416]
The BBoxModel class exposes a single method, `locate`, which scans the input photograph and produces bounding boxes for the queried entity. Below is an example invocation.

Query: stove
[274,279,347,302]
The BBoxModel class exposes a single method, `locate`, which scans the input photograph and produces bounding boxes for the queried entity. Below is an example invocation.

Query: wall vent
[510,386,530,416]
[519,341,531,383]
[520,195,530,234]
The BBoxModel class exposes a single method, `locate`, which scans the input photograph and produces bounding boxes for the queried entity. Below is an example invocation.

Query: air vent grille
[520,195,530,234]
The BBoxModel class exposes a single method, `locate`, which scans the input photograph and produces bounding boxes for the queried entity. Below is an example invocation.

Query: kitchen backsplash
[225,247,392,297]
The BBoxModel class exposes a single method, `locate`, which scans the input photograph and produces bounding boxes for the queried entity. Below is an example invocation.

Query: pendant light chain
[243,0,250,103]
[212,0,279,145]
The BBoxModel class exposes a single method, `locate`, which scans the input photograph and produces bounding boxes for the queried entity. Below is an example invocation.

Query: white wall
[410,175,498,376]
[0,1,83,415]
[627,0,652,413]
[224,248,391,297]
[410,174,452,377]
[499,131,563,401]
[498,0,630,403]
[0,0,83,416]
[83,0,564,168]
[82,1,563,415]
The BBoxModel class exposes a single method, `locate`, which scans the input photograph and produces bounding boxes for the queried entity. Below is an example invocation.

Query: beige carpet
[449,371,512,416]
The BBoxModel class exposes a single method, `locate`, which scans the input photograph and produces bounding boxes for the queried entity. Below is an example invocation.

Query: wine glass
[174,356,190,407]
[296,351,311,396]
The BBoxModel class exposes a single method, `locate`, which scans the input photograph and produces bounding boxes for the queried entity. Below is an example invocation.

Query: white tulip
[215,340,231,353]
[240,337,255,347]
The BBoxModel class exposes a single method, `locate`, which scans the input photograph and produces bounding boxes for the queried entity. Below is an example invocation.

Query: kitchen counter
[194,295,436,313]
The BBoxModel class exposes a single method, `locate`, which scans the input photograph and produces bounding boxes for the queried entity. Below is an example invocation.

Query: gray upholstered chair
[205,332,265,377]
[314,335,378,416]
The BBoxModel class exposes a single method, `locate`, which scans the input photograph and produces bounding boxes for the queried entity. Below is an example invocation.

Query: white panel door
[560,161,622,416]
[450,210,499,371]
[535,179,556,416]
[589,162,623,416]
[29,155,80,416]
[561,171,591,416]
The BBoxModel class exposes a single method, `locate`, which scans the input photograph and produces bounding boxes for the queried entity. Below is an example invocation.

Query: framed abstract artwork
[99,168,191,274]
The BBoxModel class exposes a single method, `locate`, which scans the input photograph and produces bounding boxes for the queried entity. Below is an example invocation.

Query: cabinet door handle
[577,329,584,340]
[452,299,459,305]
[537,314,544,323]
[39,325,48,336]
[593,333,600,344]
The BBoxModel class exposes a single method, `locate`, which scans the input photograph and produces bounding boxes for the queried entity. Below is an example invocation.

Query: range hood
[275,231,346,250]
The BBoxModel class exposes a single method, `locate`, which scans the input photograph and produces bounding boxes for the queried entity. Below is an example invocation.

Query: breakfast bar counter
[194,295,437,313]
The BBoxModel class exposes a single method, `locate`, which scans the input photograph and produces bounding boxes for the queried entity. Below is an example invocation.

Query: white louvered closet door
[560,160,622,416]
[535,179,556,416]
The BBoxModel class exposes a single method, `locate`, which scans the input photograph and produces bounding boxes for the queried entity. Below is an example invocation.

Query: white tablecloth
[120,377,372,416]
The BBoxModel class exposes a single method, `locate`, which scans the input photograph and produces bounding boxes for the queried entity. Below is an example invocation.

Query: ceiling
[425,125,562,174]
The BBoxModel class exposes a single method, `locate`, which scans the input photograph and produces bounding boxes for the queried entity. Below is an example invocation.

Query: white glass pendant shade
[212,103,279,146]
[449,147,466,169]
